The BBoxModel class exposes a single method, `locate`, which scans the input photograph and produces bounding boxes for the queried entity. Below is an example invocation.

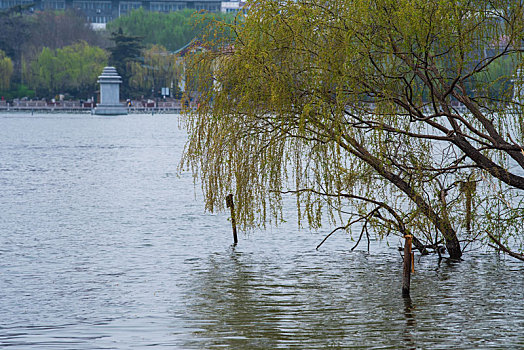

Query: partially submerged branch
[487,231,524,262]
[282,189,431,255]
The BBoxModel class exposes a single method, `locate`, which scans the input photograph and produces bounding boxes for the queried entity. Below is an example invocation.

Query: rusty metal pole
[402,234,413,297]
[226,194,238,245]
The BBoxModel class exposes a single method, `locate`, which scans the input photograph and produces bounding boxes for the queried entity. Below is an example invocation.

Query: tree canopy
[0,6,30,81]
[0,7,107,98]
[106,8,236,52]
[26,9,108,54]
[29,41,108,98]
[108,28,144,98]
[0,49,14,90]
[129,44,183,97]
[182,0,524,260]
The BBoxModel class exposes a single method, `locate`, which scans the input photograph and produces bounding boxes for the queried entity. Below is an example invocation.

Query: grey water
[0,113,522,349]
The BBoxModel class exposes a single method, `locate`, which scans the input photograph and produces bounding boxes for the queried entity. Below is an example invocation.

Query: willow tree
[0,50,13,90]
[181,0,524,260]
[129,45,183,97]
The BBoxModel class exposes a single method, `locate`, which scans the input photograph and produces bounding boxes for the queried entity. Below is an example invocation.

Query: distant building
[220,0,243,13]
[0,0,223,24]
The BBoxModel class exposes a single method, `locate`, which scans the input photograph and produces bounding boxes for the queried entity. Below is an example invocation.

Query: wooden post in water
[402,234,413,297]
[226,194,238,245]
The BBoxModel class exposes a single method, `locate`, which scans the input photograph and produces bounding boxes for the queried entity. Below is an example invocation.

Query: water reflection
[183,244,407,348]
[182,245,524,349]
[402,297,416,350]
[184,247,287,349]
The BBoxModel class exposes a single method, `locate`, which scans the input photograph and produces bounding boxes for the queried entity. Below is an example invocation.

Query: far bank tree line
[0,6,234,100]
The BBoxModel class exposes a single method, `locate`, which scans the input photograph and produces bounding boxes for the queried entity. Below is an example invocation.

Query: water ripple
[0,113,522,349]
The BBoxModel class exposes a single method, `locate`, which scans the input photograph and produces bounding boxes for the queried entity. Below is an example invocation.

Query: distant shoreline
[0,101,185,114]
[0,107,183,114]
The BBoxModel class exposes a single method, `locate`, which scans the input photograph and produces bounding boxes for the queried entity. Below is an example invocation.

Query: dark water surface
[0,113,523,349]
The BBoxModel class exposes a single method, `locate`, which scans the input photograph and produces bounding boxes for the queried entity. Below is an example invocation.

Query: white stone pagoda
[94,67,127,115]
[512,68,524,106]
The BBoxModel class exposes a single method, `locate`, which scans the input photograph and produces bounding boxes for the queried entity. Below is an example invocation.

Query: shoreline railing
[0,100,184,114]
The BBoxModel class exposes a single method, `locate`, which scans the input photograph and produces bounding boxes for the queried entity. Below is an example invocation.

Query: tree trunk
[336,133,464,260]
[443,229,462,260]
[402,235,413,297]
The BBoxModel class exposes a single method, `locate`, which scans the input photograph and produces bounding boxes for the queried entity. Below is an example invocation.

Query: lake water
[0,113,523,349]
